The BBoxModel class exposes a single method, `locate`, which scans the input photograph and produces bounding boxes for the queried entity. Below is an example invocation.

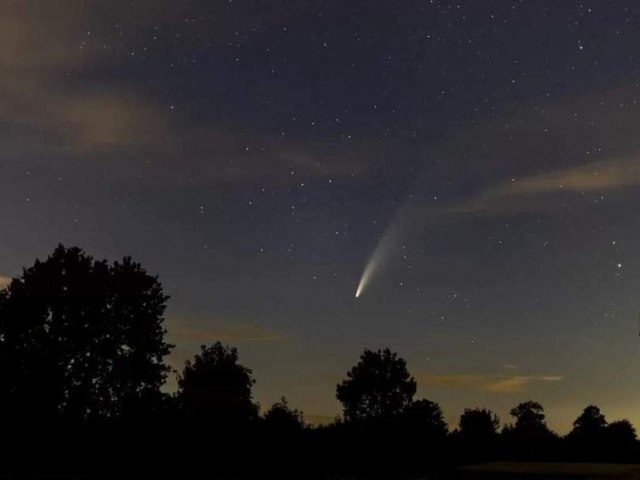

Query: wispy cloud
[453,156,640,215]
[418,373,563,394]
[0,2,169,151]
[0,1,367,187]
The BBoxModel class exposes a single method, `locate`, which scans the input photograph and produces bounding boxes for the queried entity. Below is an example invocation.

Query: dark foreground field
[458,462,640,480]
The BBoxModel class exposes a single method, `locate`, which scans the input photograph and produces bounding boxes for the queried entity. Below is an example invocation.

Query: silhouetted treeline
[0,246,637,477]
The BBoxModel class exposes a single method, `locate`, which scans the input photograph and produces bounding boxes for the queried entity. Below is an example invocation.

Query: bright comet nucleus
[355,263,374,298]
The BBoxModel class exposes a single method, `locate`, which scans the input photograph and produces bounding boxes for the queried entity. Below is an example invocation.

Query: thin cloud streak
[454,156,640,215]
[418,373,563,394]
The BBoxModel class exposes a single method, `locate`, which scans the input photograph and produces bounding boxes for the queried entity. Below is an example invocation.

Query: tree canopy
[607,419,637,445]
[336,347,416,422]
[0,245,172,423]
[570,405,607,438]
[402,399,448,436]
[177,341,258,426]
[458,408,500,440]
[263,396,305,432]
[509,400,548,434]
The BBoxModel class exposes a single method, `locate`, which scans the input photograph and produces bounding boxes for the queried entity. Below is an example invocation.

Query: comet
[354,194,441,298]
[355,255,377,298]
[354,213,405,298]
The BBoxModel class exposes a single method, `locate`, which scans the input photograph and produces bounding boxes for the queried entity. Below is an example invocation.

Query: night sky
[2,0,640,432]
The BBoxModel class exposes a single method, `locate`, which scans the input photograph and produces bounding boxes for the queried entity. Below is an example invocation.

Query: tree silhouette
[605,419,639,460]
[263,396,305,432]
[174,342,260,475]
[607,419,637,445]
[566,405,610,460]
[459,408,500,440]
[570,405,607,438]
[260,396,307,474]
[503,401,558,460]
[403,399,448,436]
[336,348,416,422]
[400,398,449,470]
[0,245,172,424]
[177,342,258,426]
[509,400,548,434]
[455,408,500,463]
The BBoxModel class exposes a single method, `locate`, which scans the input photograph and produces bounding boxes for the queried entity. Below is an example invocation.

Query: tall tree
[336,348,416,422]
[177,342,258,426]
[503,400,558,460]
[0,245,172,423]
[570,405,607,438]
[566,405,609,460]
[509,400,548,434]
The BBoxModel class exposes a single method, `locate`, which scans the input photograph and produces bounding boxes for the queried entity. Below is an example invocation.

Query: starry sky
[2,0,640,432]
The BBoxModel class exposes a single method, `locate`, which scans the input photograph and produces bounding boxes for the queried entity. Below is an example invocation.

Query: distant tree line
[0,245,637,477]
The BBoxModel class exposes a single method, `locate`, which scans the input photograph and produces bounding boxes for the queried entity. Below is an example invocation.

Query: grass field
[459,462,640,480]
